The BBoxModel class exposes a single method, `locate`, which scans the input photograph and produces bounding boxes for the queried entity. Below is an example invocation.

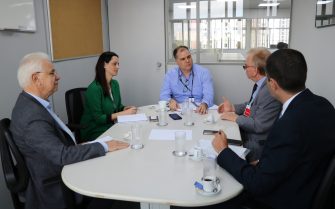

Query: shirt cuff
[97,141,108,152]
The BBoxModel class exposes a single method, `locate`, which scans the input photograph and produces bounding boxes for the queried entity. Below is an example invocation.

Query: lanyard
[178,69,194,98]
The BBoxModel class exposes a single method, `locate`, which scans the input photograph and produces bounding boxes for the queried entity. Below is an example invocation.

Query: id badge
[243,104,251,117]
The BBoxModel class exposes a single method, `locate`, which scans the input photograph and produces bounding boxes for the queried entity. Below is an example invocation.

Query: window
[165,0,292,64]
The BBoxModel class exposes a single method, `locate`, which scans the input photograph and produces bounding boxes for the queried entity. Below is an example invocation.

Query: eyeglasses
[36,69,57,76]
[242,65,255,70]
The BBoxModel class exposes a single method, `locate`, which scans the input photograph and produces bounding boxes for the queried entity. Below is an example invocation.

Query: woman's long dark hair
[95,51,119,97]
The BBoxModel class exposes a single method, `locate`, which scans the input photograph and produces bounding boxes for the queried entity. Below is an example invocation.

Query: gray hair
[17,52,50,89]
[247,48,271,76]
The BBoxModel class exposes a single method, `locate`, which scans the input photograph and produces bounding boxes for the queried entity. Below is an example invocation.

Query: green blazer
[80,80,124,141]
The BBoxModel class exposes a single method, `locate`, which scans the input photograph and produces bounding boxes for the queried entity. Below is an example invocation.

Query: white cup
[201,176,218,192]
[158,109,168,126]
[203,155,217,180]
[173,131,187,157]
[158,100,167,110]
[192,146,203,161]
[205,113,215,124]
[130,124,144,149]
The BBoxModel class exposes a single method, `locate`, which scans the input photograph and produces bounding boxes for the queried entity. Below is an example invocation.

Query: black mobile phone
[169,113,182,120]
[203,130,219,135]
[227,138,243,146]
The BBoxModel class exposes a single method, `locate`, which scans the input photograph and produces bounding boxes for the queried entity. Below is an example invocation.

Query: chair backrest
[0,118,29,209]
[312,154,335,209]
[65,88,87,142]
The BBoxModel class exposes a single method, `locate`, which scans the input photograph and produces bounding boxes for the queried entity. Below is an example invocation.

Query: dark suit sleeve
[25,118,105,166]
[217,121,301,196]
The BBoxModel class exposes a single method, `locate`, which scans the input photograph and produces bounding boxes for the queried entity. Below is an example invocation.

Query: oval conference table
[62,105,243,209]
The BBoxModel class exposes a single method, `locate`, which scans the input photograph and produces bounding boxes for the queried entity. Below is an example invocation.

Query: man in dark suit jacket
[10,52,129,209]
[212,49,335,209]
[218,48,281,162]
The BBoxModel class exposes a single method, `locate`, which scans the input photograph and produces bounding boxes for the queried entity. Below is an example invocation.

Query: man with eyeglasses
[160,45,214,114]
[217,48,281,163]
[211,49,335,209]
[10,52,130,209]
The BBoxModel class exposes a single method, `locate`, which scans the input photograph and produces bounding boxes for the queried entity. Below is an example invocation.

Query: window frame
[165,0,292,65]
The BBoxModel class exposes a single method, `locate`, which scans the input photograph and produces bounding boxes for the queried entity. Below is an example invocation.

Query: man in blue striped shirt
[160,46,214,114]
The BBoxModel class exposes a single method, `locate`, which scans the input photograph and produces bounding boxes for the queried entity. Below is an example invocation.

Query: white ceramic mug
[192,146,203,161]
[205,113,215,124]
[201,176,218,192]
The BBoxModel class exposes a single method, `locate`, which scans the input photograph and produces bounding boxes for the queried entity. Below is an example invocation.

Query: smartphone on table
[169,113,182,120]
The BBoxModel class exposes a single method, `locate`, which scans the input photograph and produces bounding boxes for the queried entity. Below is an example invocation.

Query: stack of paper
[198,139,249,160]
[149,129,192,141]
[117,113,148,123]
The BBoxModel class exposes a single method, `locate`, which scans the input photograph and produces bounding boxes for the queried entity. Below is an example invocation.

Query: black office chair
[65,88,87,143]
[0,118,86,209]
[0,118,29,209]
[311,154,335,209]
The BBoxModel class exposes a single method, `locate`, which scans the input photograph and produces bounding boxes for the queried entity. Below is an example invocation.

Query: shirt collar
[280,90,304,117]
[26,91,51,109]
[256,76,266,87]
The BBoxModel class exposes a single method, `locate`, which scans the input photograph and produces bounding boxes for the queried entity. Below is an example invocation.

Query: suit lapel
[252,81,267,105]
[21,91,76,146]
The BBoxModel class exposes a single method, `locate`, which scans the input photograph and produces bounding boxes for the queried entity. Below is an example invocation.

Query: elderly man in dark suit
[10,52,129,209]
[212,49,335,209]
[218,48,281,163]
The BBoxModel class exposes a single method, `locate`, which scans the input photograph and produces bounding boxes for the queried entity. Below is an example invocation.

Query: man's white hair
[17,52,50,89]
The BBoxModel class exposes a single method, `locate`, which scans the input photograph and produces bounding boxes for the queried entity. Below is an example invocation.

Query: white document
[117,113,148,123]
[198,139,249,160]
[177,103,218,111]
[149,129,192,141]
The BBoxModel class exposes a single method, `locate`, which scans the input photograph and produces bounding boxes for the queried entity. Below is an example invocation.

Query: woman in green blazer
[80,51,137,141]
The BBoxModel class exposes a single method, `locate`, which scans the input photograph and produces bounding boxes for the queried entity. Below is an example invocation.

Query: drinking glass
[130,124,144,149]
[184,107,194,126]
[172,131,187,157]
[158,109,168,126]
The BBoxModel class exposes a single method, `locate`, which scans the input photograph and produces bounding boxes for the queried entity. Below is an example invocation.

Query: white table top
[62,105,243,207]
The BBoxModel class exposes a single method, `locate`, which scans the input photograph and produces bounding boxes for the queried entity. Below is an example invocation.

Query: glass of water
[172,131,187,157]
[130,124,144,149]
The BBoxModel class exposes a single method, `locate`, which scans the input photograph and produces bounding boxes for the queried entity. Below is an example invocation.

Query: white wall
[108,0,166,107]
[0,1,109,208]
[290,0,335,105]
